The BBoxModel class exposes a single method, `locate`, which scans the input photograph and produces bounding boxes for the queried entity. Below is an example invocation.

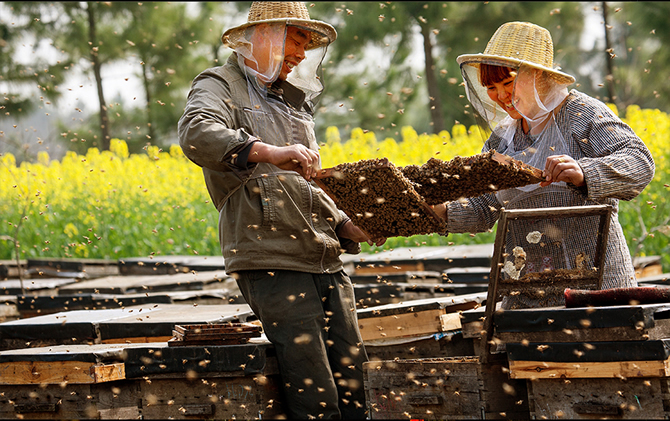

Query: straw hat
[457,21,575,85]
[222,2,337,50]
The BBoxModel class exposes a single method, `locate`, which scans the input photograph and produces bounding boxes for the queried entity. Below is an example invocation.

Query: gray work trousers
[235,269,368,420]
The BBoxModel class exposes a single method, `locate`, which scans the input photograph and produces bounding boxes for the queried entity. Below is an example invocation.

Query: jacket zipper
[306,179,328,272]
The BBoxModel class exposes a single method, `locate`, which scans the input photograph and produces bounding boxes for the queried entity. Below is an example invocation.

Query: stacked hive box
[0,340,284,419]
[364,355,529,419]
[495,302,670,419]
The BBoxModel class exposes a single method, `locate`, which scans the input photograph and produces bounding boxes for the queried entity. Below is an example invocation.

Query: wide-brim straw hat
[222,2,337,50]
[457,21,575,85]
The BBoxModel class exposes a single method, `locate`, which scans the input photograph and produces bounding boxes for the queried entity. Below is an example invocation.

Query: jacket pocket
[256,176,279,227]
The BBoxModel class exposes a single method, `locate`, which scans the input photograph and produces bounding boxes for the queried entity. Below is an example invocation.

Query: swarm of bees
[315,158,446,239]
[315,151,544,239]
[401,150,544,205]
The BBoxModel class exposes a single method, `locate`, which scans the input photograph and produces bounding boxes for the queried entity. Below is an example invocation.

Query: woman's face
[485,74,524,120]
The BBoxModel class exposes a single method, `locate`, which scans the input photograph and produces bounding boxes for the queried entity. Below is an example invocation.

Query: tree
[117,2,224,146]
[594,2,670,112]
[0,3,69,159]
[3,1,132,151]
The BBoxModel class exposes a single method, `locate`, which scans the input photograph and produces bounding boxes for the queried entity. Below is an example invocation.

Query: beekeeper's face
[278,26,310,80]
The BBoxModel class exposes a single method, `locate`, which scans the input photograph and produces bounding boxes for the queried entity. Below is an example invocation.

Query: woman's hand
[338,220,386,247]
[249,142,320,180]
[541,155,585,187]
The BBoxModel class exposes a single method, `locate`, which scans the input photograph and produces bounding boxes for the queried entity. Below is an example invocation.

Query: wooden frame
[481,204,613,363]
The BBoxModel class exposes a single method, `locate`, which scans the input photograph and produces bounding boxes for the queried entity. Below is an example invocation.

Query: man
[178,2,382,419]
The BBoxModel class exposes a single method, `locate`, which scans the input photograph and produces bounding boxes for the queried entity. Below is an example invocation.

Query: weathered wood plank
[510,359,670,379]
[0,360,125,385]
[358,308,445,341]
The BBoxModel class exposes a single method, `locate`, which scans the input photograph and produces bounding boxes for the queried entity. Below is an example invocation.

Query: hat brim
[222,18,337,50]
[457,53,575,85]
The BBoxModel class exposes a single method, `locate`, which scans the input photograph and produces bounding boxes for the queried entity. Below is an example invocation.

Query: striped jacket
[446,90,655,307]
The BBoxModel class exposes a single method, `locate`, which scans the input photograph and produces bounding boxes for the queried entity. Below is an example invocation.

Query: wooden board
[57,270,232,295]
[26,257,119,279]
[0,277,78,296]
[493,303,670,343]
[510,359,670,379]
[0,360,125,385]
[118,255,225,276]
[357,292,487,320]
[358,308,446,342]
[350,244,493,273]
[0,303,255,350]
[314,158,446,239]
[168,322,261,347]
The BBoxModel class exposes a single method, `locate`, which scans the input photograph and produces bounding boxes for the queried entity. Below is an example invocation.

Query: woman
[434,21,655,308]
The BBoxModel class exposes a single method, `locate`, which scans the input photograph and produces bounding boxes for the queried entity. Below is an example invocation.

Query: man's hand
[431,203,447,220]
[249,142,320,180]
[338,220,386,247]
[541,155,585,187]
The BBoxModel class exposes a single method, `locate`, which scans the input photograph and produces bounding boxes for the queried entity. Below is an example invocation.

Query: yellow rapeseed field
[1,109,669,270]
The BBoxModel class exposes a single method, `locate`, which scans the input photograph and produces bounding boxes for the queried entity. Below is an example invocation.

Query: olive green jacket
[178,54,359,274]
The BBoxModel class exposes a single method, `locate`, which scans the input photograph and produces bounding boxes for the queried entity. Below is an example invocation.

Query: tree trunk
[601,1,616,104]
[86,2,111,150]
[420,23,445,134]
[141,58,155,142]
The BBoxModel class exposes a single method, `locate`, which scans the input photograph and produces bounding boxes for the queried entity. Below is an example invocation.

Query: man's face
[278,26,311,80]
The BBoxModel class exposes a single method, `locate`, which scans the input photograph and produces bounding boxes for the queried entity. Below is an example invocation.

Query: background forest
[1,2,669,271]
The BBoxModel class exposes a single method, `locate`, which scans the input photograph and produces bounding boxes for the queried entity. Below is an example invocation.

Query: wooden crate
[364,356,529,420]
[0,380,141,419]
[0,340,285,419]
[137,373,283,419]
[507,339,670,419]
[124,341,284,419]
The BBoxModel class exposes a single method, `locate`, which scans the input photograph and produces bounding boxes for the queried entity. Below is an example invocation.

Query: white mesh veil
[461,61,571,141]
[229,22,329,107]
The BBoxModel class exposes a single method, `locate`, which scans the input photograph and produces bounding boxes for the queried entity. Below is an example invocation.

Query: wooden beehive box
[0,340,285,420]
[123,341,284,419]
[364,356,529,420]
[0,343,145,419]
[506,339,670,419]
